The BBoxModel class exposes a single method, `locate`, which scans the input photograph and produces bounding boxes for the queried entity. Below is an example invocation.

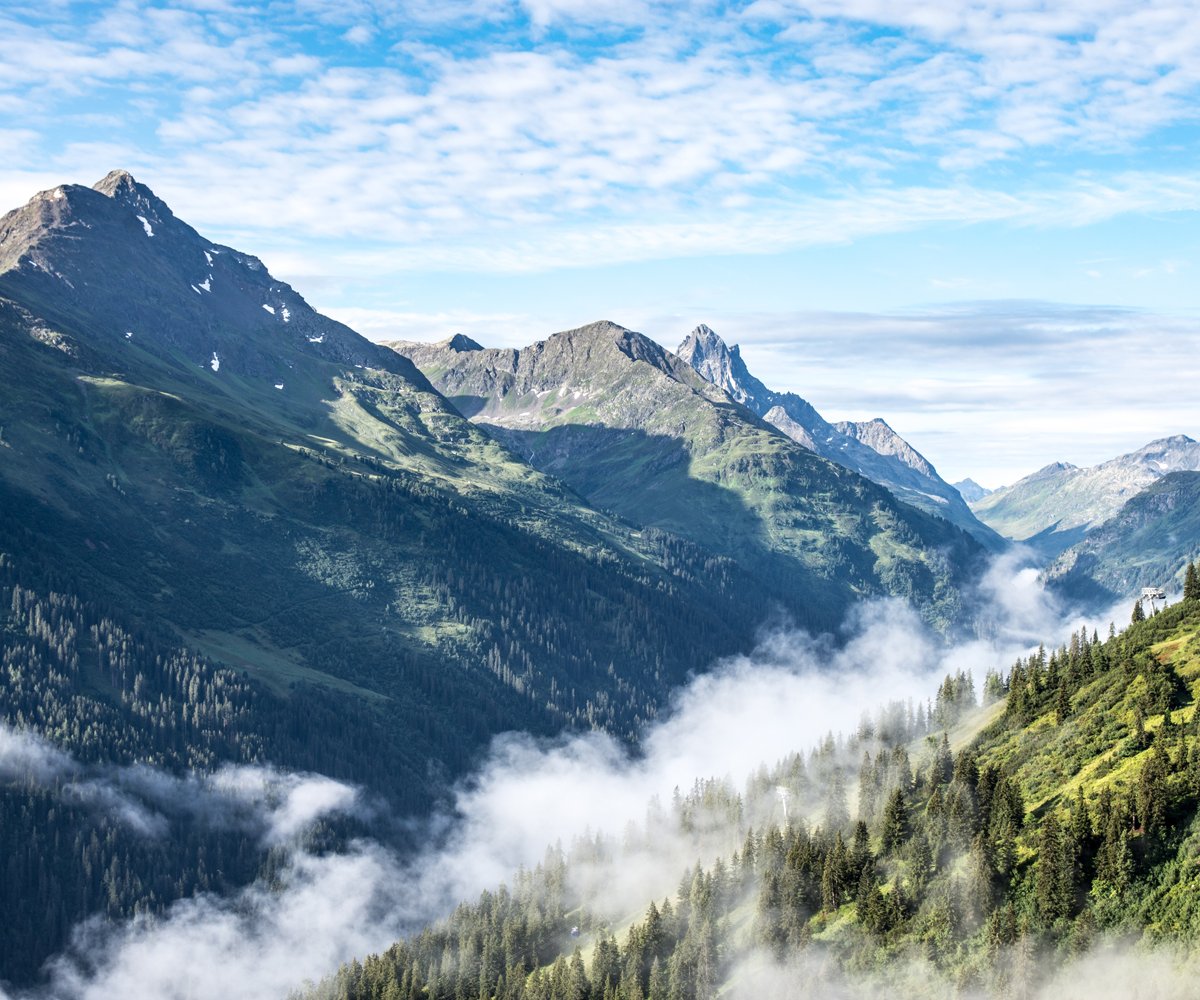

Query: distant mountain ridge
[970,435,1200,557]
[674,325,1004,550]
[390,321,986,633]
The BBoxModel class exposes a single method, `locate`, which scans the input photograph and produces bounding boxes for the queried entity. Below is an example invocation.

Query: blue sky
[1,0,1198,484]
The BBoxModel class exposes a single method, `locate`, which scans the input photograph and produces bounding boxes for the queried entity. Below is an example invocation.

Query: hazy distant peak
[1030,461,1079,479]
[1123,434,1198,462]
[971,435,1200,554]
[953,478,992,503]
[446,333,483,352]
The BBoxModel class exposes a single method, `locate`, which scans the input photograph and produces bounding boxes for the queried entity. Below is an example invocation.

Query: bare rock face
[676,325,1003,551]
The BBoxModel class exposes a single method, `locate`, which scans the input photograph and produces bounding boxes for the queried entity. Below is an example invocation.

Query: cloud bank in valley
[0,557,1163,998]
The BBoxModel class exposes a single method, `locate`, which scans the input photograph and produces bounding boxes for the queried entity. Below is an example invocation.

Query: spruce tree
[880,788,909,854]
[1132,598,1146,623]
[1185,561,1199,602]
[1055,682,1071,725]
[1034,813,1074,925]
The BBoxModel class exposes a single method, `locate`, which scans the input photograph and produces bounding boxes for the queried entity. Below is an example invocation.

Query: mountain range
[1044,471,1200,604]
[388,322,984,633]
[0,172,781,792]
[970,435,1200,558]
[0,170,986,788]
[1,170,1197,992]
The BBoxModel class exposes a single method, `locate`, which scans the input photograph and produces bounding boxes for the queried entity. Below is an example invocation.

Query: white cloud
[0,723,366,846]
[5,0,1200,263]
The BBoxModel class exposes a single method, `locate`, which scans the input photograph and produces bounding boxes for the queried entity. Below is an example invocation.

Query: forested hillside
[311,577,1200,1000]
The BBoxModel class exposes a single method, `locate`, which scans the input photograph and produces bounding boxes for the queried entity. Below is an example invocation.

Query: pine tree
[1034,813,1074,925]
[1055,682,1071,725]
[1136,744,1169,837]
[1185,561,1200,602]
[931,733,954,788]
[880,788,909,854]
[1132,598,1146,623]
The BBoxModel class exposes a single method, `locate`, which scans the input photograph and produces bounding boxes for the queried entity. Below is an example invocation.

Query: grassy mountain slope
[0,174,831,983]
[1045,471,1200,607]
[0,175,815,768]
[315,595,1200,1000]
[391,324,985,634]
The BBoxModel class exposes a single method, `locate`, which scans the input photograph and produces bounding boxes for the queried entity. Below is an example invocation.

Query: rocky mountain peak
[446,333,484,352]
[0,170,413,380]
[559,319,631,341]
[835,418,937,479]
[90,169,178,235]
[678,324,731,362]
[675,324,766,409]
[675,324,1005,550]
[93,169,152,201]
[1123,434,1200,471]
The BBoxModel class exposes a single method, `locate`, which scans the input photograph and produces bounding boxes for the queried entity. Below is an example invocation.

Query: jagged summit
[674,324,1004,550]
[93,169,154,201]
[676,324,770,411]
